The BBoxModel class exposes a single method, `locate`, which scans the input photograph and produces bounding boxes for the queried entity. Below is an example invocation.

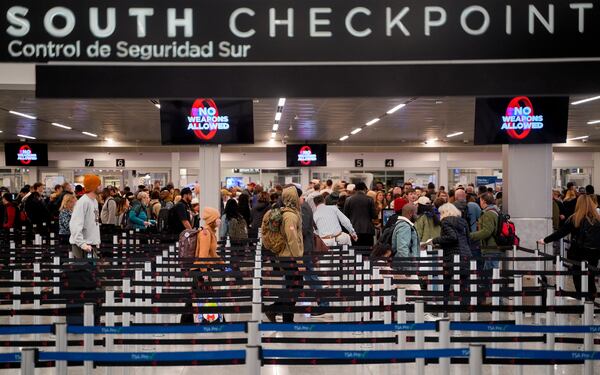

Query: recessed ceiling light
[270,132,276,139]
[567,135,589,141]
[17,134,35,140]
[51,122,72,130]
[155,104,161,109]
[339,135,349,141]
[366,118,380,126]
[587,120,600,125]
[9,111,36,120]
[447,131,464,138]
[386,104,406,114]
[278,98,286,107]
[435,100,443,104]
[82,131,98,137]
[425,138,439,144]
[272,124,279,131]
[351,128,362,135]
[571,96,600,105]
[275,112,282,121]
[105,138,115,144]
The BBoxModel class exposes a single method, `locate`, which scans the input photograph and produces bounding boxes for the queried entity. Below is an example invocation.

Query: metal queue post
[513,275,524,375]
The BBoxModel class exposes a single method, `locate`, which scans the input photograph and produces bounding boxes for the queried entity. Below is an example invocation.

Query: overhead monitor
[474,96,569,145]
[160,99,254,145]
[286,144,327,167]
[5,143,49,167]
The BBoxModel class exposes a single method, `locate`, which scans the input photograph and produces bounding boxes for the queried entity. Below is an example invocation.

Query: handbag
[313,234,330,253]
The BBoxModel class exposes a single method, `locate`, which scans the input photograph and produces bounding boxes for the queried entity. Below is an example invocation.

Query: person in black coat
[249,192,270,239]
[25,192,50,230]
[428,203,471,305]
[343,182,377,247]
[540,195,600,300]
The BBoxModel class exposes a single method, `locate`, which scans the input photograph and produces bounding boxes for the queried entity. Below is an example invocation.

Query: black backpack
[158,207,172,233]
[377,225,396,248]
[578,219,600,251]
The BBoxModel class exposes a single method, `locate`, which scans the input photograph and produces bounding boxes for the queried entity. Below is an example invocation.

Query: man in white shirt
[70,174,102,259]
[313,195,357,246]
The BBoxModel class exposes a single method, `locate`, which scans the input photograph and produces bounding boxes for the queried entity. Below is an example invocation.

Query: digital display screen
[382,209,396,226]
[225,177,245,189]
[474,96,569,145]
[5,143,48,166]
[286,144,327,167]
[160,99,254,145]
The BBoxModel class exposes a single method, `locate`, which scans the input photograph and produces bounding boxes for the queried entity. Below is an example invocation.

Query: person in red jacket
[2,193,17,230]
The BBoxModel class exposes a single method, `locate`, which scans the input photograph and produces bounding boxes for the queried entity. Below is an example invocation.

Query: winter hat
[83,174,101,193]
[202,207,220,225]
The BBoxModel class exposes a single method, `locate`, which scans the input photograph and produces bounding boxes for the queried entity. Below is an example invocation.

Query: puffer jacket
[433,216,471,258]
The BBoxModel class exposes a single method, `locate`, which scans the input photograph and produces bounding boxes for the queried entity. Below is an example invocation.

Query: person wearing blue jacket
[128,192,153,231]
[392,204,420,259]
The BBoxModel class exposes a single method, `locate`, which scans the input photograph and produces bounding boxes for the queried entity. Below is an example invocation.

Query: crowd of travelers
[1,174,599,321]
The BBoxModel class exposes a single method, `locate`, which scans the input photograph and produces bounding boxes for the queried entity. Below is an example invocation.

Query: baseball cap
[416,196,431,205]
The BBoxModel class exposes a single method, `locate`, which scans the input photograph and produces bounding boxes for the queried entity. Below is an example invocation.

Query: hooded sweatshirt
[279,186,304,257]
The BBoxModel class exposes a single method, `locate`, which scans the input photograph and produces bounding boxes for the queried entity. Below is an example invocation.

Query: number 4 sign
[385,159,394,168]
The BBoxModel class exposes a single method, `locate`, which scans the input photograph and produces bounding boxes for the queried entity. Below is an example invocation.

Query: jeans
[271,261,303,322]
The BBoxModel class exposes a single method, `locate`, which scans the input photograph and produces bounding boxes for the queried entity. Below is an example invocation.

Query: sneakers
[424,313,440,322]
[265,311,277,323]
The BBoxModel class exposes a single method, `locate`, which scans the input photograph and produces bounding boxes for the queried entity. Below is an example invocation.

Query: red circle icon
[190,99,219,140]
[18,145,32,165]
[299,145,313,166]
[505,96,534,140]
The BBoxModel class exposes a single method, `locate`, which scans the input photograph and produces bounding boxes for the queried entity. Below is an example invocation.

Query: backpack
[100,197,114,224]
[158,207,172,233]
[376,224,396,248]
[151,201,162,220]
[261,208,287,255]
[178,228,199,258]
[494,211,520,247]
[578,219,600,251]
[228,217,248,240]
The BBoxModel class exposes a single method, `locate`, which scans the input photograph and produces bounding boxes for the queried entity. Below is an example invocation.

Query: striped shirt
[313,204,356,237]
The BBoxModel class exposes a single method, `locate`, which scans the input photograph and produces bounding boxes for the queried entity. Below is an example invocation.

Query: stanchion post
[514,275,524,375]
[20,348,36,375]
[105,290,115,375]
[545,287,556,355]
[355,253,363,324]
[555,255,565,326]
[438,319,450,375]
[415,301,425,375]
[396,288,406,375]
[55,323,67,375]
[453,254,460,322]
[144,261,152,325]
[470,260,477,325]
[584,301,593,375]
[469,345,484,375]
[581,261,588,305]
[363,259,371,322]
[12,270,21,327]
[534,249,542,325]
[372,267,381,322]
[83,303,94,375]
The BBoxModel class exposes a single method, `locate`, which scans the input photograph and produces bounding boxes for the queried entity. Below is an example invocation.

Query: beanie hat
[202,207,220,225]
[393,197,408,213]
[83,174,101,193]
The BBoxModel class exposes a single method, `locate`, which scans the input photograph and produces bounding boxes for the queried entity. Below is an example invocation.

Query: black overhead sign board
[2,0,600,63]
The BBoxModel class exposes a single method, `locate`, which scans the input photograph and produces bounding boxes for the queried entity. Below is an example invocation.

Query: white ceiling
[0,91,598,147]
